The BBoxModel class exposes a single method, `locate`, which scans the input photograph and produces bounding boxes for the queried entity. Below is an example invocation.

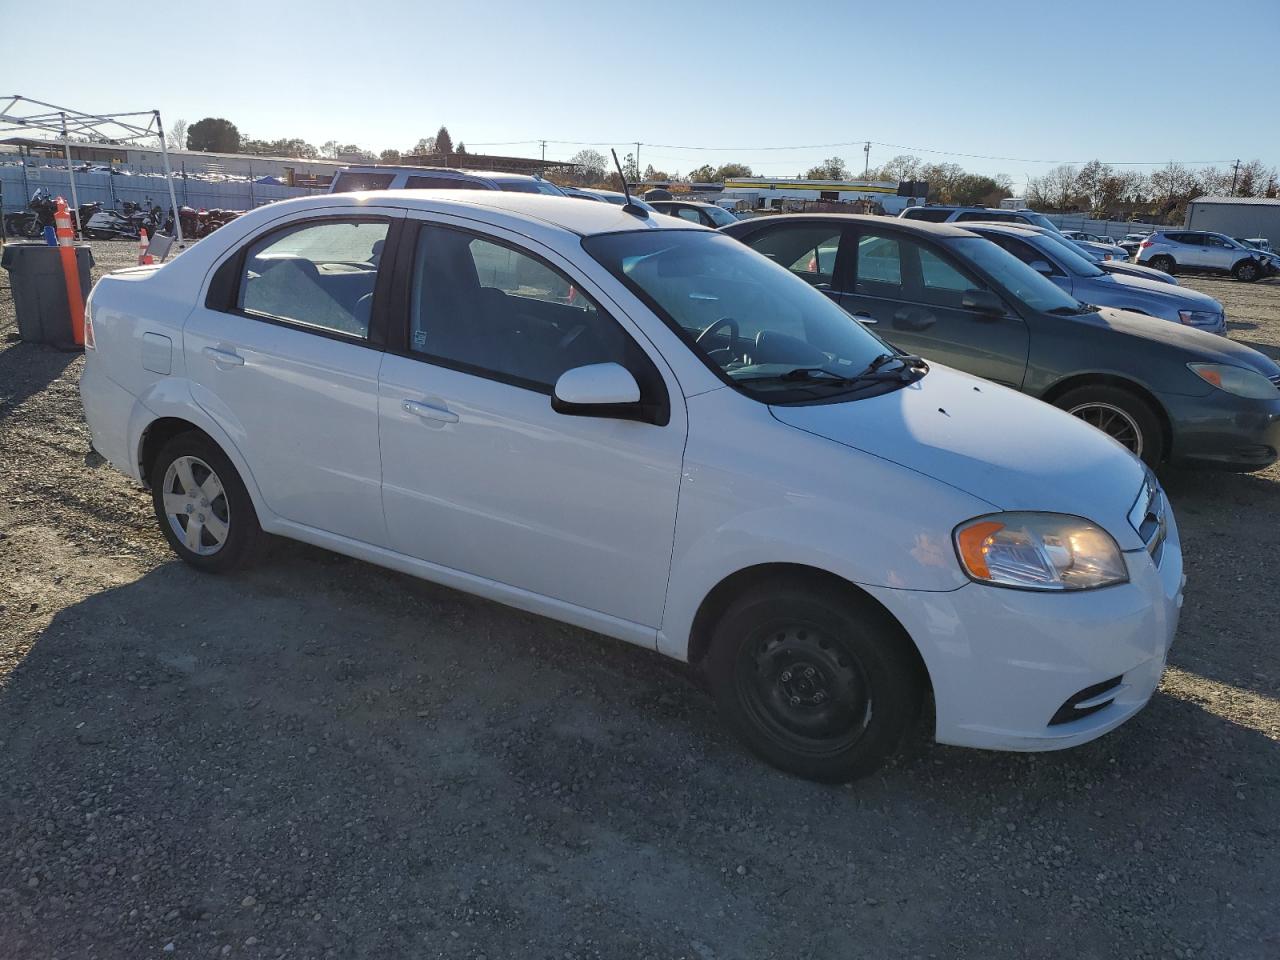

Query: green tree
[687,164,716,182]
[380,148,402,163]
[435,126,454,156]
[804,157,848,180]
[186,117,240,153]
[713,162,752,180]
[456,142,467,155]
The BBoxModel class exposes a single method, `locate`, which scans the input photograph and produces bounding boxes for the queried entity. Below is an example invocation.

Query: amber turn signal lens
[955,520,1005,580]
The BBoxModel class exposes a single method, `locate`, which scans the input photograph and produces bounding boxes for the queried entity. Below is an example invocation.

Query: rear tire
[1233,259,1260,283]
[1148,255,1175,274]
[150,431,261,573]
[705,579,923,783]
[1055,384,1164,468]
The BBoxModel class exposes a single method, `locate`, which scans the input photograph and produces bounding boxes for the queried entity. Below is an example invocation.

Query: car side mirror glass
[552,363,644,420]
[960,289,1006,315]
[1028,259,1055,275]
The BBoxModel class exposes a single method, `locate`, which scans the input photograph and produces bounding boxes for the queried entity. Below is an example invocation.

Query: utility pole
[539,139,546,165]
[863,141,870,179]
[635,141,641,183]
[1230,158,1241,196]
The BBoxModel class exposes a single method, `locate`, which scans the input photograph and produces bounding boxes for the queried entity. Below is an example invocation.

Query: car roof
[958,221,1055,236]
[338,164,546,184]
[653,199,721,208]
[297,190,702,237]
[724,213,975,238]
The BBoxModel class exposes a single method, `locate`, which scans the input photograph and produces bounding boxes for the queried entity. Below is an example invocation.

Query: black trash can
[1,242,95,351]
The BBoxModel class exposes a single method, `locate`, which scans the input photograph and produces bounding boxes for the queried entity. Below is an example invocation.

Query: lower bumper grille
[1049,675,1124,726]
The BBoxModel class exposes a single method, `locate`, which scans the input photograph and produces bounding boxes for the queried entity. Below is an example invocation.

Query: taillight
[83,298,95,350]
[1139,240,1153,249]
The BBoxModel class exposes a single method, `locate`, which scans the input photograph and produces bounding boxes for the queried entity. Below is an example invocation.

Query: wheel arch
[685,562,933,702]
[1039,372,1173,461]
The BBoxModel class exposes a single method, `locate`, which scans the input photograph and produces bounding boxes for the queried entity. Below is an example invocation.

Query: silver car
[965,221,1179,286]
[1136,230,1267,282]
[964,222,1227,334]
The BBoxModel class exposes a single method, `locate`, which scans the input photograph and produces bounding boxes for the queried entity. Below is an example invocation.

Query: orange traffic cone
[138,228,152,265]
[54,198,86,347]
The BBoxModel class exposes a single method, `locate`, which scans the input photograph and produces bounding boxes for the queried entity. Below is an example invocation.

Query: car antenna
[611,148,648,219]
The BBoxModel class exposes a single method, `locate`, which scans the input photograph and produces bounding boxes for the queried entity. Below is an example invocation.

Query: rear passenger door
[185,209,403,544]
[835,228,1029,387]
[1174,233,1212,268]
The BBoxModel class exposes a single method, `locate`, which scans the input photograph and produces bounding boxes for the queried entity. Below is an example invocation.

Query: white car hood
[770,365,1148,550]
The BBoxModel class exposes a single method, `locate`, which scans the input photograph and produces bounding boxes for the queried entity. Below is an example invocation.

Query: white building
[720,177,926,214]
[1185,196,1280,247]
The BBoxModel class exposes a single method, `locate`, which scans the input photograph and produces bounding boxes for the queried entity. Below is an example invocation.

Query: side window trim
[207,214,400,349]
[386,218,671,423]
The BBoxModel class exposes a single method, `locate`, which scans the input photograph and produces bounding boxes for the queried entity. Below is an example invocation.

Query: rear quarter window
[903,208,952,223]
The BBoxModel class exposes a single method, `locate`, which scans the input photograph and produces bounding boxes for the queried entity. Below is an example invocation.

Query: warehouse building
[1185,196,1280,247]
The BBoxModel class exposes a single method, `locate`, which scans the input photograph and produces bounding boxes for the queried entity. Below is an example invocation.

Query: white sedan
[80,191,1184,781]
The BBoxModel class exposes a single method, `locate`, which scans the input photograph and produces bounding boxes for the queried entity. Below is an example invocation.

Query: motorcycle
[83,198,163,241]
[2,188,103,239]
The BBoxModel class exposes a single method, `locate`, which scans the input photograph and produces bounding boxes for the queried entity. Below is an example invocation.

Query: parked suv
[329,164,566,196]
[900,204,1062,233]
[1136,230,1266,282]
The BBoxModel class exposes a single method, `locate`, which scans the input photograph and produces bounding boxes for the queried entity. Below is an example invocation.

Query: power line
[460,135,1237,167]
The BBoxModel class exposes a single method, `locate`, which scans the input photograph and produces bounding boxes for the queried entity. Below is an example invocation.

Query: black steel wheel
[706,579,923,782]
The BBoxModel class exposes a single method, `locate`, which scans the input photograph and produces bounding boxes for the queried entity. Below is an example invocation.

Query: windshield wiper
[1047,304,1093,316]
[739,354,929,388]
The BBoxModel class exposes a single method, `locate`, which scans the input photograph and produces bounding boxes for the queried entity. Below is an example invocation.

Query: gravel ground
[1,241,1278,960]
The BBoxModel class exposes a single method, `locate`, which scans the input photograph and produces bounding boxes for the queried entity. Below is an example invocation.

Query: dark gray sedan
[721,214,1280,471]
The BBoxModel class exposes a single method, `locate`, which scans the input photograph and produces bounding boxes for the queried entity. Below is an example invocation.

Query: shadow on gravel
[1,549,1277,958]
[0,339,78,427]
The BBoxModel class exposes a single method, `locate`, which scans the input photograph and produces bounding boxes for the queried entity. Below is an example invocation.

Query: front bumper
[1164,390,1280,471]
[864,508,1183,752]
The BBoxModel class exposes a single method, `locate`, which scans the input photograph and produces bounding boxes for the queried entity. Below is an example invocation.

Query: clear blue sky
[8,0,1274,186]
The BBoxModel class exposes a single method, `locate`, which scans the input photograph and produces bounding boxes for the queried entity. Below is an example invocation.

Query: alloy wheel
[161,456,230,556]
[1067,401,1144,457]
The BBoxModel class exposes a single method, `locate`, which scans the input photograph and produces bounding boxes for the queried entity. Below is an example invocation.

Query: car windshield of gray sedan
[702,205,739,227]
[584,230,906,399]
[952,237,1092,315]
[1038,233,1107,277]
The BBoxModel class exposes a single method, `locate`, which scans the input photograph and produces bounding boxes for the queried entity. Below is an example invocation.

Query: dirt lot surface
[2,242,1278,960]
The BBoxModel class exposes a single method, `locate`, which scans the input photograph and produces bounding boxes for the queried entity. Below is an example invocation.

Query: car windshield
[949,237,1089,314]
[702,205,739,227]
[496,179,563,195]
[1036,232,1107,276]
[583,230,902,401]
[1022,212,1061,233]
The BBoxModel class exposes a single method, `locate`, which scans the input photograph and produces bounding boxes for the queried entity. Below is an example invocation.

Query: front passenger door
[835,230,1029,388]
[377,219,687,630]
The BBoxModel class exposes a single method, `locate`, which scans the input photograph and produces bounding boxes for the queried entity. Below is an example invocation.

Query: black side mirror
[961,289,1006,316]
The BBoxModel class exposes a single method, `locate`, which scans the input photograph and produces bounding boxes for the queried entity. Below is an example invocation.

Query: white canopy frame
[1,95,184,243]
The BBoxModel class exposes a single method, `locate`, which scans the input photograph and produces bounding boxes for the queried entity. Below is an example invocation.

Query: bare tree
[166,118,189,151]
[568,149,607,184]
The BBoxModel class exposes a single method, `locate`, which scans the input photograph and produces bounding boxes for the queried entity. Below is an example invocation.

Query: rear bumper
[80,361,142,481]
[864,509,1184,752]
[1164,391,1280,471]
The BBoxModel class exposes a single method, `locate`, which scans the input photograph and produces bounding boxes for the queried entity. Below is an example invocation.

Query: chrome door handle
[202,346,244,367]
[403,398,459,424]
[851,310,877,324]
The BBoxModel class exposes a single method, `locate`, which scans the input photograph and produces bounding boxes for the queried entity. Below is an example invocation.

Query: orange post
[54,198,85,347]
[138,228,151,265]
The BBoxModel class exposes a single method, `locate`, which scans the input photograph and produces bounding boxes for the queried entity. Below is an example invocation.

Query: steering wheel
[696,317,739,347]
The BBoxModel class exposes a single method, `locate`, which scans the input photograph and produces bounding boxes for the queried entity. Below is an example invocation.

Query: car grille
[1128,477,1168,563]
[1270,373,1280,389]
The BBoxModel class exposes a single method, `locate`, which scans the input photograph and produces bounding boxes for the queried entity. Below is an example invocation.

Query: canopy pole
[59,112,82,234]
[153,111,184,245]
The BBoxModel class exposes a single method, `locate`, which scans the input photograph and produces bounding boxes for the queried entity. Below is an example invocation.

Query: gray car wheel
[1233,260,1260,283]
[1148,255,1175,274]
[1055,385,1164,468]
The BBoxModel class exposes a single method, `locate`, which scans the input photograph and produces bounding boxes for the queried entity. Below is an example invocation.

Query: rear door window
[853,233,904,297]
[331,171,396,193]
[744,223,844,287]
[902,208,952,223]
[238,219,389,339]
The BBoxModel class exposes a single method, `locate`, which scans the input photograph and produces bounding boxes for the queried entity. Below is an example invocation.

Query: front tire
[705,580,923,783]
[1233,259,1260,283]
[1055,384,1164,468]
[150,432,261,572]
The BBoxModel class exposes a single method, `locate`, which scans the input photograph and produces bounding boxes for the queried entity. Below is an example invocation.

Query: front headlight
[954,512,1128,591]
[1188,362,1279,399]
[1178,310,1221,327]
